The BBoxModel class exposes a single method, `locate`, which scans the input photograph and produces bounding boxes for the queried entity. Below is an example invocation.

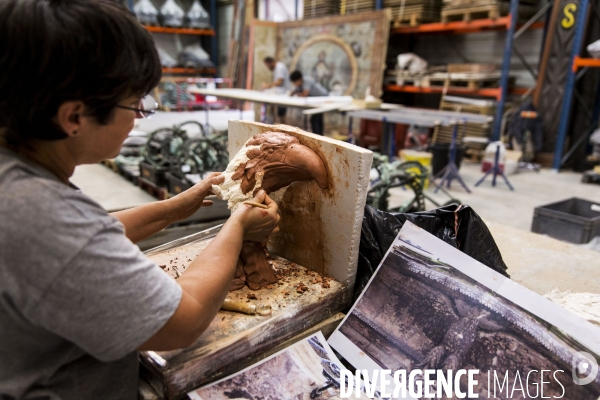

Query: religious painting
[277,10,391,99]
[329,222,600,399]
[291,35,357,95]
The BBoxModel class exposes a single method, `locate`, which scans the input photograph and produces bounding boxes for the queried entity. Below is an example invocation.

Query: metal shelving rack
[552,0,600,170]
[128,0,218,75]
[380,0,551,142]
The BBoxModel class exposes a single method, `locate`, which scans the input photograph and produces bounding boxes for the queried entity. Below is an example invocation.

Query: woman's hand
[168,172,225,222]
[232,190,280,242]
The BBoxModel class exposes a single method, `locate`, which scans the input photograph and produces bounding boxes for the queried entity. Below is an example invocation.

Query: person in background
[290,70,328,136]
[262,56,290,124]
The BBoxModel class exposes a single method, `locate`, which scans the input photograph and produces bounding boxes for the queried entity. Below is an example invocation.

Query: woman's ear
[54,101,86,137]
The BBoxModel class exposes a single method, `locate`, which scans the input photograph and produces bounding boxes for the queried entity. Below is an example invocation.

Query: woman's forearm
[111,200,176,244]
[175,218,244,334]
[113,173,223,244]
[137,192,279,351]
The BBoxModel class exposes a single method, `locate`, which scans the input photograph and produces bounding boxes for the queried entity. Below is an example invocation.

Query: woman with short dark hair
[0,1,279,398]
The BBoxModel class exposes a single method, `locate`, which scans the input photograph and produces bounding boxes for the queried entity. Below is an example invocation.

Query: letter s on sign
[561,3,577,28]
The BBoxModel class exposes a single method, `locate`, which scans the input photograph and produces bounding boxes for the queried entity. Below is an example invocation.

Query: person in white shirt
[262,57,290,123]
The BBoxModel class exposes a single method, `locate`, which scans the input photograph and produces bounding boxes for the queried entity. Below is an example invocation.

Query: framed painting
[276,10,391,99]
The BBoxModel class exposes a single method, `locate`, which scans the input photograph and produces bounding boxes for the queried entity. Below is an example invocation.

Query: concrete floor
[387,159,600,232]
[72,164,155,211]
[73,157,600,233]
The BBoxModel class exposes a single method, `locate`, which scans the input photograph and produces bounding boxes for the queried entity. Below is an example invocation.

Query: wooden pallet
[441,3,507,22]
[444,0,500,6]
[440,95,496,114]
[386,0,442,25]
[341,0,374,14]
[443,0,538,6]
[441,0,537,22]
[447,63,497,73]
[304,0,339,18]
[396,72,514,89]
[435,123,490,145]
[393,13,432,27]
[433,95,494,146]
[427,72,514,89]
[395,75,429,87]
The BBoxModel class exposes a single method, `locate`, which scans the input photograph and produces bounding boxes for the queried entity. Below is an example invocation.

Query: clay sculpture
[213,131,328,291]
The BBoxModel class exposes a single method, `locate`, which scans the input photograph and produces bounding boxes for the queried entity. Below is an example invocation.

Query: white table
[188,88,355,131]
[346,107,493,157]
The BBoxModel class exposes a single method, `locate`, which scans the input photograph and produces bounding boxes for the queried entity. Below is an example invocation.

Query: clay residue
[239,242,278,290]
[231,132,328,195]
[229,258,246,291]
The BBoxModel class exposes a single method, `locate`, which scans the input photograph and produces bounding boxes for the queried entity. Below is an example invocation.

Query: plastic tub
[531,198,600,244]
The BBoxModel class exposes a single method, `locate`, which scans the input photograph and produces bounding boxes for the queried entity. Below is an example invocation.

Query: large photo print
[329,222,600,399]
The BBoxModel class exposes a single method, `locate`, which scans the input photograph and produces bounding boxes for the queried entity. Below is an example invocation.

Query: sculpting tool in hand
[243,201,269,209]
[221,298,272,316]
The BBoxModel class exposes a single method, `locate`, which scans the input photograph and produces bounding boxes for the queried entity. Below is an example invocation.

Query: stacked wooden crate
[340,0,375,15]
[384,0,442,26]
[433,95,495,160]
[394,63,514,91]
[441,0,537,23]
[304,0,339,19]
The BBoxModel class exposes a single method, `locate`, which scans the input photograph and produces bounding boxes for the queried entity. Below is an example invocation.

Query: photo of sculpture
[190,333,350,400]
[335,245,600,399]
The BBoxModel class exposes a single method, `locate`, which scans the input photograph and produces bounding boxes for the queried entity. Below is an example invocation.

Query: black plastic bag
[355,204,509,302]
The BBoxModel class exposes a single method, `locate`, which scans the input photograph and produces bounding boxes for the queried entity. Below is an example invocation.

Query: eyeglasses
[115,95,158,119]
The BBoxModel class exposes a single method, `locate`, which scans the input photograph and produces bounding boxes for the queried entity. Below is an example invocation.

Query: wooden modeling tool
[221,298,272,316]
[243,201,269,209]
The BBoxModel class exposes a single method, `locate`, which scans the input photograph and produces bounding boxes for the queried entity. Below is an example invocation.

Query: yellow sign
[562,3,577,28]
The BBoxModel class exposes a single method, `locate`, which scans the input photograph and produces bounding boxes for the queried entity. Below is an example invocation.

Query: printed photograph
[189,332,352,400]
[331,235,600,399]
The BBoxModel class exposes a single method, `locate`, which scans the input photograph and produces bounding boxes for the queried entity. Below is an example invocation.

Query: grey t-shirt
[0,147,182,399]
[302,75,329,97]
[273,61,291,91]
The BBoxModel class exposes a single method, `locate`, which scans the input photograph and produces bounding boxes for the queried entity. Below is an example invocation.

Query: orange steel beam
[144,26,215,36]
[391,17,544,34]
[384,85,529,99]
[572,56,600,72]
[162,67,217,74]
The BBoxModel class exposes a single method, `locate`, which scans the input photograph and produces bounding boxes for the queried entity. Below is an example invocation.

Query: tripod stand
[475,143,514,190]
[433,121,471,193]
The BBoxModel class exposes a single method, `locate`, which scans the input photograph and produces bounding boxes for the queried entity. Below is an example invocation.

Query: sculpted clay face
[213,131,328,291]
